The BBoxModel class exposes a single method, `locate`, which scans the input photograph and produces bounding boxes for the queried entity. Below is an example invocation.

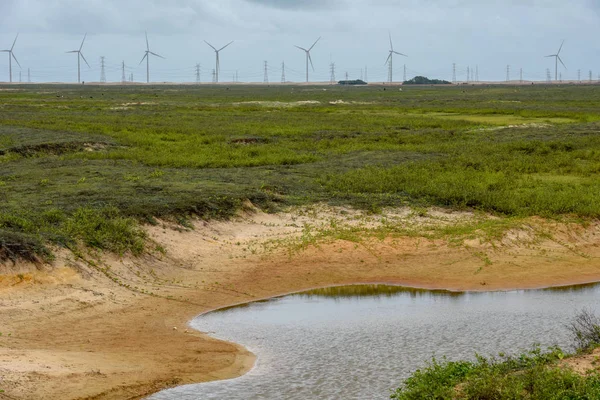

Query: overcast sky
[0,0,598,83]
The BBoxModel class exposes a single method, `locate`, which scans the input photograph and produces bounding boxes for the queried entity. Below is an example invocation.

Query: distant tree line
[403,76,451,85]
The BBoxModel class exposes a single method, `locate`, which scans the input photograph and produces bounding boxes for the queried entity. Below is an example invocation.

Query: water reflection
[150,283,600,400]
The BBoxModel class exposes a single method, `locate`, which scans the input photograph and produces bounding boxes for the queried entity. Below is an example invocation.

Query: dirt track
[1,206,599,399]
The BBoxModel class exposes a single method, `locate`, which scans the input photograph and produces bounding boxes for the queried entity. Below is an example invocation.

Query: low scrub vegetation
[1,84,600,260]
[391,310,600,399]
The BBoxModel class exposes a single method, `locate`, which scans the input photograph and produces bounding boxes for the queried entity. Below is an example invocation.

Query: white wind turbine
[545,40,566,82]
[294,37,320,83]
[2,34,21,83]
[204,41,233,83]
[66,33,90,83]
[139,32,165,83]
[385,32,407,83]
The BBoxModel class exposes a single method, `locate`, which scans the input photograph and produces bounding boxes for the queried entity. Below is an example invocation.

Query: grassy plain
[1,83,600,260]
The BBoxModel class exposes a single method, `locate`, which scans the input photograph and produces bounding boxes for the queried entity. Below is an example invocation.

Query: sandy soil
[1,205,600,399]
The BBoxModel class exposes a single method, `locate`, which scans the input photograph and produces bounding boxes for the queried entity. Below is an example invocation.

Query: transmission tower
[403,64,406,82]
[329,62,336,84]
[130,73,133,82]
[121,61,126,83]
[520,68,523,84]
[467,66,470,83]
[590,70,593,83]
[345,71,349,81]
[27,68,30,83]
[281,61,286,83]
[212,69,216,83]
[264,61,269,83]
[559,72,562,83]
[236,70,239,83]
[196,64,201,83]
[360,68,363,81]
[100,56,106,83]
[546,69,551,83]
[506,65,510,82]
[452,63,457,84]
[578,69,581,83]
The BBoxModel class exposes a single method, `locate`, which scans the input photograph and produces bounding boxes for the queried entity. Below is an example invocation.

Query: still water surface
[150,284,600,400]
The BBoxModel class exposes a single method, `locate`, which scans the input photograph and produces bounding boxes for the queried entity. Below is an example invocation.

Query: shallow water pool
[149,284,600,400]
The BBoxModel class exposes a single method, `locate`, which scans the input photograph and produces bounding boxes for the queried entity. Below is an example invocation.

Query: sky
[0,0,598,83]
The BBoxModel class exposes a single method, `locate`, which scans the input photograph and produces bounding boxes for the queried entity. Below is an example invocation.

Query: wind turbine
[1,34,21,83]
[545,40,566,82]
[294,37,320,83]
[66,33,90,83]
[139,32,165,83]
[204,41,233,83]
[385,32,407,83]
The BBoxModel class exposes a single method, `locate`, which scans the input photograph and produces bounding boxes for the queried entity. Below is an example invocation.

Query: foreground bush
[391,347,600,399]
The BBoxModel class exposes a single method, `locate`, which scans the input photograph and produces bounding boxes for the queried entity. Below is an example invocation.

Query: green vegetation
[1,84,600,260]
[403,76,451,85]
[391,310,600,399]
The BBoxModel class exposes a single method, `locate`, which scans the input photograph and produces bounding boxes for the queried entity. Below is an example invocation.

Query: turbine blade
[309,37,321,51]
[205,41,217,51]
[79,33,87,51]
[11,52,21,68]
[66,50,78,53]
[294,45,307,52]
[389,31,393,51]
[218,41,234,52]
[545,55,555,58]
[0,50,9,53]
[557,40,564,55]
[11,34,18,51]
[80,52,90,68]
[139,52,148,65]
[558,56,567,70]
[385,53,392,65]
[394,51,407,57]
[308,53,314,71]
[150,51,165,59]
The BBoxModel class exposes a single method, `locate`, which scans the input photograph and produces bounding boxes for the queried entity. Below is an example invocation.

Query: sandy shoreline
[1,206,599,399]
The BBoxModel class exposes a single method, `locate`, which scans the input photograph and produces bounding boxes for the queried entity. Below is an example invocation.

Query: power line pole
[264,61,269,84]
[403,64,406,82]
[546,69,551,83]
[281,61,286,83]
[195,63,201,83]
[100,56,106,83]
[520,68,523,84]
[27,68,30,83]
[121,61,126,83]
[360,68,363,81]
[506,65,510,83]
[329,62,336,84]
[559,72,562,83]
[130,73,133,82]
[452,63,457,84]
[578,69,581,83]
[236,70,239,83]
[590,70,593,83]
[212,69,216,83]
[467,66,470,83]
[19,71,21,83]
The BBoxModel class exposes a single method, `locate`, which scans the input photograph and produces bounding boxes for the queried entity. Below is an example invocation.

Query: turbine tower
[66,33,90,83]
[385,32,407,83]
[204,41,233,83]
[139,32,165,83]
[545,40,566,82]
[1,34,21,83]
[294,37,320,83]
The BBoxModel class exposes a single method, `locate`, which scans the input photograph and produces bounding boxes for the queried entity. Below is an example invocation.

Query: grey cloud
[243,0,343,10]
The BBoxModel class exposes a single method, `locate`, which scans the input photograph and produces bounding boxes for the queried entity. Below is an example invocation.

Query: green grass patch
[1,84,600,259]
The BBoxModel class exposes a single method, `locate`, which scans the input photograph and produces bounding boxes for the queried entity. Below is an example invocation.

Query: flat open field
[1,83,600,399]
